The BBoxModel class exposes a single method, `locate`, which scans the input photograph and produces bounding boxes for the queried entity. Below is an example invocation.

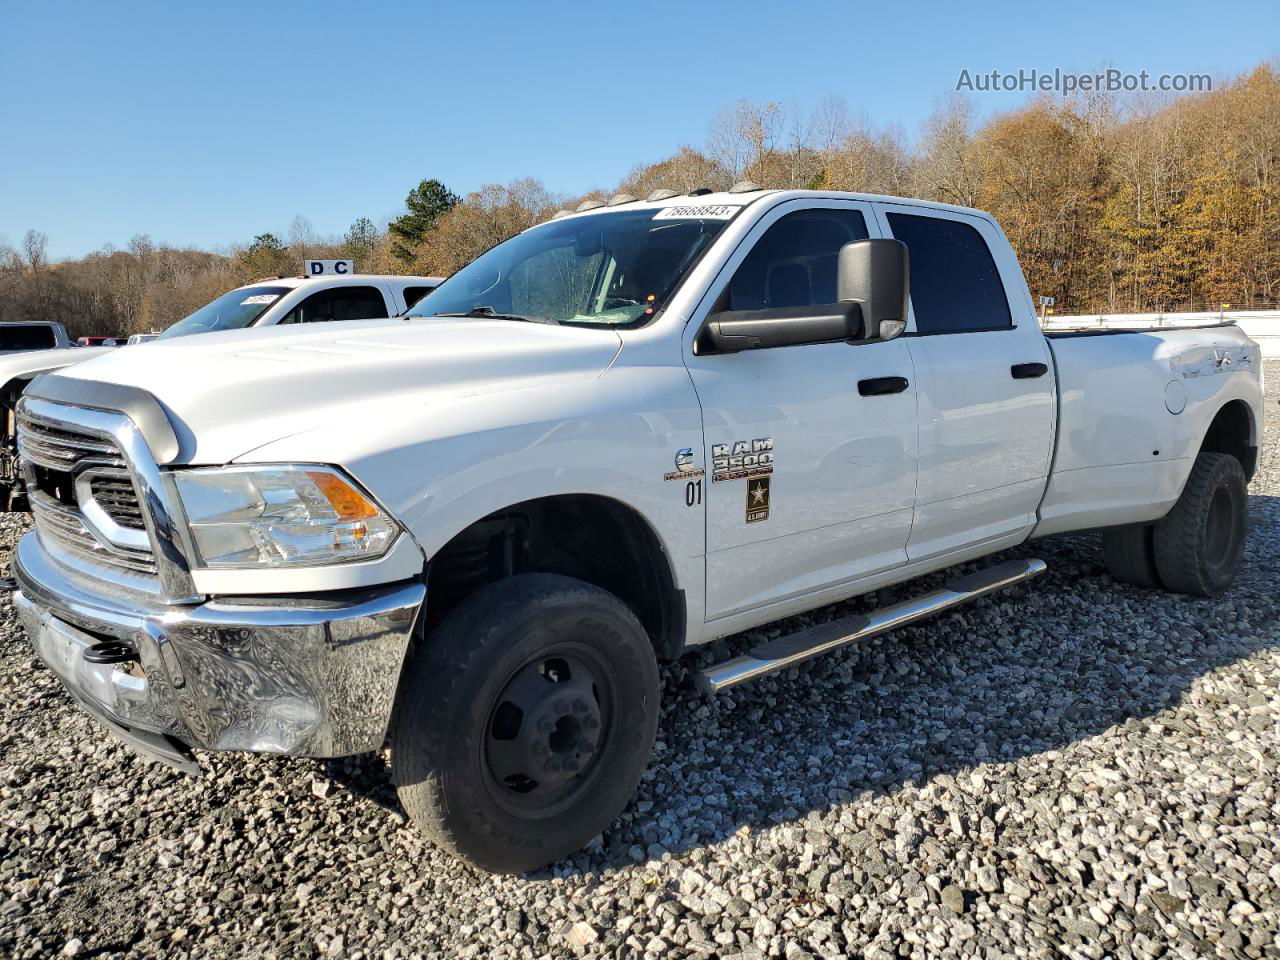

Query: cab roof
[239,274,444,291]
[544,186,994,227]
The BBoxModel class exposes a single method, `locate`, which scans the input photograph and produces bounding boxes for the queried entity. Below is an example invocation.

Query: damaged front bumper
[14,531,425,772]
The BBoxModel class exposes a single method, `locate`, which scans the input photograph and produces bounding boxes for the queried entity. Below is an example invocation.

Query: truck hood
[58,317,623,464]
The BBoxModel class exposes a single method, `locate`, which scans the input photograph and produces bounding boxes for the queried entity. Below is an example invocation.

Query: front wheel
[391,574,659,873]
[1152,452,1249,597]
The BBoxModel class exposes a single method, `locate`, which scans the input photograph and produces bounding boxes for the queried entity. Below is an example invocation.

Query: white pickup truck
[10,187,1262,874]
[0,272,442,508]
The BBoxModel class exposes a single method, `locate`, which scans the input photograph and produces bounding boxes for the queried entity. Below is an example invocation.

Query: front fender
[238,364,709,639]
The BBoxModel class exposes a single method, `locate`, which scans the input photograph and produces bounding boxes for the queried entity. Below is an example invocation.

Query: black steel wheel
[391,574,659,874]
[483,646,615,816]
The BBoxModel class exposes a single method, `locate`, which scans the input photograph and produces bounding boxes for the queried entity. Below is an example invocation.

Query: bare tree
[913,96,981,207]
[23,229,48,272]
[288,215,319,259]
[707,100,784,181]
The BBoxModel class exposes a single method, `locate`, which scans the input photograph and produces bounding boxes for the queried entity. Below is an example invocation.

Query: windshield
[408,208,735,326]
[157,285,290,339]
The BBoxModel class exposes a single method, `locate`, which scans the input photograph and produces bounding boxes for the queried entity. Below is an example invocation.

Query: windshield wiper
[431,306,559,325]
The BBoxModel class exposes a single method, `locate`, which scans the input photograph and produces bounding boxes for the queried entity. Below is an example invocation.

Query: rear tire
[1102,523,1161,589]
[1152,452,1248,597]
[391,573,659,874]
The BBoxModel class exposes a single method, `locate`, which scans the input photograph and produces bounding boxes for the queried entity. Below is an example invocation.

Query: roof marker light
[728,180,764,194]
[607,193,638,206]
[646,189,679,201]
[576,199,606,212]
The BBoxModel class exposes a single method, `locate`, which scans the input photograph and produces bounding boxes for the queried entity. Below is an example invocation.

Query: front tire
[1152,452,1248,597]
[391,574,660,873]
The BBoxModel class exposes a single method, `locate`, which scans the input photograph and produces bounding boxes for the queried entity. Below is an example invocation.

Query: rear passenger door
[873,204,1055,562]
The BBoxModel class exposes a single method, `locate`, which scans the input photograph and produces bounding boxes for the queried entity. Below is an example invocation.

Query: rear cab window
[0,325,57,349]
[884,212,1012,335]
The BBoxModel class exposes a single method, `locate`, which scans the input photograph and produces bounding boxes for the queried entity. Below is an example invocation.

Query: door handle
[858,376,910,396]
[1011,362,1048,379]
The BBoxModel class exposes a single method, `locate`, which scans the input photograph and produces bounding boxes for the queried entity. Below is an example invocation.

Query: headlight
[173,465,399,568]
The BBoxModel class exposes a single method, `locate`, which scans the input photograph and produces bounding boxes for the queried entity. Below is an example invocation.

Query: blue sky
[2,0,1276,260]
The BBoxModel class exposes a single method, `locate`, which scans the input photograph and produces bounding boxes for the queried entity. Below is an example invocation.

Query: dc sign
[306,259,355,276]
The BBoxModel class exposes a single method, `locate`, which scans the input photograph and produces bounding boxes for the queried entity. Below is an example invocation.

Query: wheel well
[1199,400,1256,481]
[425,495,685,660]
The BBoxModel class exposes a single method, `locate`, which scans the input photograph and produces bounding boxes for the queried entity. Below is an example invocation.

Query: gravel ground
[2,368,1278,960]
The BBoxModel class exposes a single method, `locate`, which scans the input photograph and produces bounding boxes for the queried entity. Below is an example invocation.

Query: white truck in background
[10,187,1262,873]
[0,321,75,354]
[0,272,442,508]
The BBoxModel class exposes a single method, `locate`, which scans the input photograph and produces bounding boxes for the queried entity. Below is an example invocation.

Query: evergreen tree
[389,180,459,261]
[343,216,379,265]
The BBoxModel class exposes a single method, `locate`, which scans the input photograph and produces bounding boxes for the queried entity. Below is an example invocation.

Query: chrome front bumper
[14,531,425,770]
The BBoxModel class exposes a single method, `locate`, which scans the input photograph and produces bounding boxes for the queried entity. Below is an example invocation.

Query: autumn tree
[619,147,729,197]
[410,179,557,277]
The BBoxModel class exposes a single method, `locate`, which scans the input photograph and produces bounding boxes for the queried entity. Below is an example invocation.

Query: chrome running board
[697,557,1047,694]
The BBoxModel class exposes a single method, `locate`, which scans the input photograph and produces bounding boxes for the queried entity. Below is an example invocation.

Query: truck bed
[1033,323,1261,538]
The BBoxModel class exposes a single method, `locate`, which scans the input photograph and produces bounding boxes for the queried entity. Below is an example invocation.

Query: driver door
[683,200,919,623]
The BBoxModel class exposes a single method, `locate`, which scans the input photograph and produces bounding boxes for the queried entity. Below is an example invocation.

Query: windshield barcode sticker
[240,294,280,305]
[653,204,738,220]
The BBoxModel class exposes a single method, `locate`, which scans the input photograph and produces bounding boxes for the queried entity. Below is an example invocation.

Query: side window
[885,213,1012,334]
[330,286,389,321]
[401,286,434,310]
[279,286,388,324]
[727,208,868,311]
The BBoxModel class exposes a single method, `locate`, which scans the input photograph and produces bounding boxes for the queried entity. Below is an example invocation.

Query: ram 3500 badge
[11,186,1263,873]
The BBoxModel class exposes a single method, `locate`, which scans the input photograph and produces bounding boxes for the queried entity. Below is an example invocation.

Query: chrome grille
[29,491,157,574]
[17,411,156,576]
[89,472,147,529]
[17,417,125,471]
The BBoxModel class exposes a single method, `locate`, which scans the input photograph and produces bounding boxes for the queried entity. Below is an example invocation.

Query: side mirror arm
[702,302,863,355]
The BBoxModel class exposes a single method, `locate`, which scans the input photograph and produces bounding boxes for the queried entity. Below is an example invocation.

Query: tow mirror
[837,238,909,342]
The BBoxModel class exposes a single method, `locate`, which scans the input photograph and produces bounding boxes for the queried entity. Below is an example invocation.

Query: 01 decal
[711,437,773,482]
[745,476,771,523]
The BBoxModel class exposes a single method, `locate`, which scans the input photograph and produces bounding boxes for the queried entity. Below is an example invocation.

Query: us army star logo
[745,476,770,524]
